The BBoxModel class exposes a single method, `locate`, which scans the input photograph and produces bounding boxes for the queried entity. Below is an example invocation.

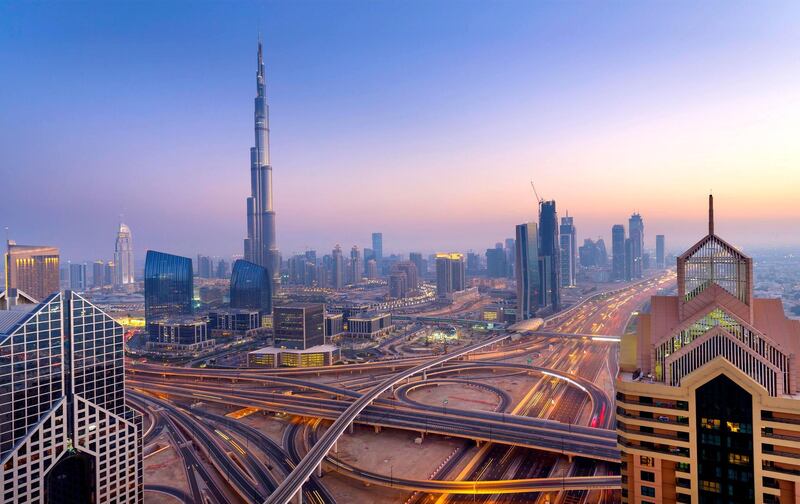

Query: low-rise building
[248,344,341,368]
[208,309,264,339]
[347,311,394,339]
[146,317,214,352]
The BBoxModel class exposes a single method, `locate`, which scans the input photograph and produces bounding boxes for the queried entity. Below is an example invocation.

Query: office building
[248,344,340,368]
[104,261,116,286]
[69,262,87,292]
[365,259,378,280]
[230,259,272,313]
[114,222,135,286]
[92,260,105,288]
[215,258,229,279]
[325,313,344,340]
[617,196,800,504]
[371,232,383,261]
[389,272,408,298]
[196,254,212,278]
[596,238,608,266]
[515,223,540,321]
[208,309,262,338]
[350,246,362,284]
[579,239,600,268]
[486,246,507,278]
[273,303,325,350]
[409,252,426,280]
[435,253,466,298]
[612,224,626,281]
[0,291,143,503]
[147,318,212,352]
[656,234,666,269]
[559,214,577,287]
[624,237,633,281]
[4,241,59,301]
[143,250,193,322]
[539,200,561,311]
[394,261,419,290]
[347,311,394,339]
[244,41,281,286]
[466,252,480,275]
[629,212,645,278]
[331,245,344,289]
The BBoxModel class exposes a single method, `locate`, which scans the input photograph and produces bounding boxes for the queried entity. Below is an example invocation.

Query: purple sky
[2,1,800,265]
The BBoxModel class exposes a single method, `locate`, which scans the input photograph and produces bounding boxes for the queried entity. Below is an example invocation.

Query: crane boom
[530,181,543,203]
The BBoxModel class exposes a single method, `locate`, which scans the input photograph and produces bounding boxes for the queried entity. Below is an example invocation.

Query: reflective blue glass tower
[144,250,193,322]
[230,259,272,313]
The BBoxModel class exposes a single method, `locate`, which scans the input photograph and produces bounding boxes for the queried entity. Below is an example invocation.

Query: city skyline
[3,1,800,260]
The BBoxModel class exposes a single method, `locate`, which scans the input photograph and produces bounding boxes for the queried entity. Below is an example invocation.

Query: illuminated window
[701,417,720,430]
[726,421,751,433]
[728,453,750,466]
[641,486,655,497]
[701,480,721,492]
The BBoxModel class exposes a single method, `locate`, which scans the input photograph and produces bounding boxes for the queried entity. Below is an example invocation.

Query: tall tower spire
[245,38,280,288]
[708,193,714,235]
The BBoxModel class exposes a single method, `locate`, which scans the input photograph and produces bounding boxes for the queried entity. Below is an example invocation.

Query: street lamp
[442,398,448,416]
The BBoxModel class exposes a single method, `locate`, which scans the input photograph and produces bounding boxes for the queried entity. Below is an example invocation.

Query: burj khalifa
[244,40,280,285]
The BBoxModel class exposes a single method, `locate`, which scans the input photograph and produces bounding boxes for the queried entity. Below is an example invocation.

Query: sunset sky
[2,1,800,262]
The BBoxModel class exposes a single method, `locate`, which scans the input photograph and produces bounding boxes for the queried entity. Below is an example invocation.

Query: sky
[2,1,800,264]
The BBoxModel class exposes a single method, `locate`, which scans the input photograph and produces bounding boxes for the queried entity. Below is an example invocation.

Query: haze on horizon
[2,1,800,263]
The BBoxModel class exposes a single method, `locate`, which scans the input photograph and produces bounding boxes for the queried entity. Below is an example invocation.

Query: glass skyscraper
[515,222,540,321]
[538,200,561,312]
[230,259,272,313]
[0,291,142,503]
[143,250,193,322]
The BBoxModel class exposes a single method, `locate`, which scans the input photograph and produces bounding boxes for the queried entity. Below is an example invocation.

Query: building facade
[371,232,383,261]
[273,303,325,350]
[559,214,577,287]
[486,246,507,279]
[114,223,135,286]
[629,212,644,278]
[230,259,272,313]
[143,250,193,323]
[4,241,60,302]
[0,291,142,503]
[656,234,666,269]
[69,262,87,292]
[435,253,466,298]
[538,200,561,311]
[515,222,540,321]
[617,197,800,504]
[244,41,280,287]
[612,224,626,281]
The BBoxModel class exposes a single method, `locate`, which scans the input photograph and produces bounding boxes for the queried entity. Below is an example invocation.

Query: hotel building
[617,196,800,503]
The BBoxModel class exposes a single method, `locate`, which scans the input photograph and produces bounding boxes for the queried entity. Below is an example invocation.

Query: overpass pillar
[374,425,381,433]
[348,423,354,434]
[316,463,322,478]
[422,370,427,380]
[294,490,303,504]
[333,441,338,453]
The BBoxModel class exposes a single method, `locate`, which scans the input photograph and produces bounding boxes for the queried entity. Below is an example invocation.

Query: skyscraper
[371,233,383,261]
[92,260,105,288]
[515,222,540,321]
[559,214,577,287]
[244,40,280,287]
[331,245,344,289]
[144,250,193,322]
[486,246,507,278]
[393,261,419,290]
[230,259,272,313]
[435,253,465,298]
[0,291,143,503]
[611,224,626,280]
[629,212,644,278]
[350,245,362,284]
[69,262,87,292]
[617,196,800,504]
[656,234,665,269]
[4,241,60,301]
[114,222,135,286]
[409,252,426,280]
[538,200,561,311]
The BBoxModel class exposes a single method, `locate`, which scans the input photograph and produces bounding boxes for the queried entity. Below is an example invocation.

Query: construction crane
[530,181,543,204]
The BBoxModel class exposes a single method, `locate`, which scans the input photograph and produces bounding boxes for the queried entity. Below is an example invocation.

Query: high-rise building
[656,234,666,269]
[596,238,608,266]
[196,254,212,278]
[629,212,644,278]
[617,196,800,504]
[273,303,325,349]
[365,259,378,280]
[371,233,383,261]
[389,271,408,298]
[104,260,116,286]
[515,223,540,321]
[538,200,561,311]
[0,291,143,503]
[230,259,272,313]
[435,253,465,298]
[504,238,515,278]
[612,224,626,280]
[244,41,280,287]
[144,250,193,322]
[624,237,633,281]
[92,260,105,288]
[409,252,426,280]
[114,222,135,286]
[559,214,577,287]
[579,239,601,268]
[4,241,60,301]
[393,261,419,290]
[215,258,229,279]
[466,252,480,275]
[331,245,344,289]
[69,262,87,292]
[350,246,363,284]
[486,246,507,278]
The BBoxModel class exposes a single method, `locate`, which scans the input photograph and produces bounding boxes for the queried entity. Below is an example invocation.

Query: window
[728,453,750,466]
[701,480,721,493]
[641,470,656,482]
[701,417,720,430]
[641,486,656,498]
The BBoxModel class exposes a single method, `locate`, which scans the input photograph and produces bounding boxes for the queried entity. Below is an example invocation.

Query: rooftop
[250,344,338,354]
[0,305,38,335]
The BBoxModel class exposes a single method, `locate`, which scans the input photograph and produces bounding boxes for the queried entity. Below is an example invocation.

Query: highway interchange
[128,271,675,504]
